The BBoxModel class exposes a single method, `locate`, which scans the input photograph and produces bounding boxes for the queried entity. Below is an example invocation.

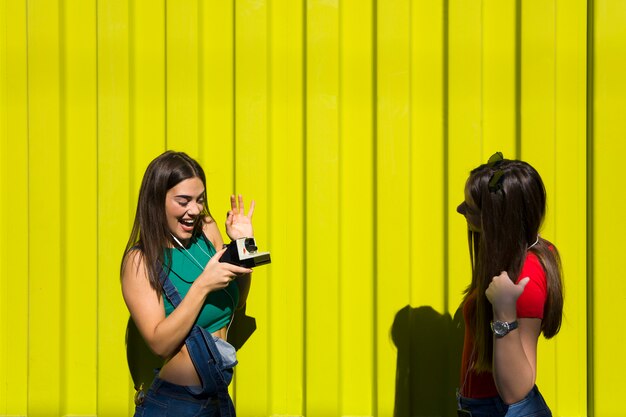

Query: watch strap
[491,320,519,337]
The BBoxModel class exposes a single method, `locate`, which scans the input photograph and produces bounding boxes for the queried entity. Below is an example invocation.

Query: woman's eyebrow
[174,192,205,199]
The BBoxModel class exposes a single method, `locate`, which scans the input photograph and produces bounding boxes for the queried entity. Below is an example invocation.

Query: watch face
[492,321,509,336]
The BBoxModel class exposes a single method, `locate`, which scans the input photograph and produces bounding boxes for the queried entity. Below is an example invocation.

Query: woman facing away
[456,152,564,417]
[121,151,255,416]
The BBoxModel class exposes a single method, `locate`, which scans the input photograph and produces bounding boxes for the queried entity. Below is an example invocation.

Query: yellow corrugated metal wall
[0,0,622,416]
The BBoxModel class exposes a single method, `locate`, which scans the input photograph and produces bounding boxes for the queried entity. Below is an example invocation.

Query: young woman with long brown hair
[121,151,255,416]
[456,153,563,417]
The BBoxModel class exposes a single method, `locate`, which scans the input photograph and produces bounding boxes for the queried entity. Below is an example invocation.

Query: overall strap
[160,268,183,306]
[160,267,236,417]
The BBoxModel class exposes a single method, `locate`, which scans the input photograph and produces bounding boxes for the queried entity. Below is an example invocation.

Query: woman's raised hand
[486,271,530,321]
[225,194,255,240]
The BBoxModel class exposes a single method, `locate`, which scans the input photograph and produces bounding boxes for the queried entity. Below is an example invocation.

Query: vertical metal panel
[97,0,133,415]
[267,0,305,415]
[0,0,610,416]
[410,0,446,312]
[0,3,6,412]
[553,1,587,415]
[131,0,166,188]
[339,1,374,415]
[62,0,98,414]
[482,0,516,156]
[27,0,62,414]
[166,0,199,154]
[404,2,453,415]
[305,1,340,415]
[197,0,233,190]
[447,0,482,313]
[376,0,411,415]
[197,0,234,229]
[593,1,626,416]
[0,0,29,415]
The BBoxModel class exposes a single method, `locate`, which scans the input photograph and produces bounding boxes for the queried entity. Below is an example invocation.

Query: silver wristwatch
[490,320,518,338]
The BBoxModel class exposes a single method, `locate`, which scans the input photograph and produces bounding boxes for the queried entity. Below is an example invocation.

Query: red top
[459,252,547,398]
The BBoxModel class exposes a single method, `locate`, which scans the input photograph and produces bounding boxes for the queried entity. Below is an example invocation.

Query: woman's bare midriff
[158,326,228,386]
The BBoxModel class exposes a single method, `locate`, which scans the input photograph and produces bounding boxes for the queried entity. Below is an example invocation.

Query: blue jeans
[133,377,220,417]
[459,385,551,417]
[133,270,237,416]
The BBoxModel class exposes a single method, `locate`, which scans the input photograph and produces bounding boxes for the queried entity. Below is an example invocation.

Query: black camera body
[220,237,271,268]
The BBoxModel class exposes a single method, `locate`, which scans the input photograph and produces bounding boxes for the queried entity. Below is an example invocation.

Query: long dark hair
[121,151,211,296]
[462,157,563,371]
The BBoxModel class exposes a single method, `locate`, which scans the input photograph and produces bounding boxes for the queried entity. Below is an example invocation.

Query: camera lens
[244,238,258,253]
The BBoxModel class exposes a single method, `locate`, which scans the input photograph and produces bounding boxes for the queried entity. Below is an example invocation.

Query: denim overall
[134,272,237,417]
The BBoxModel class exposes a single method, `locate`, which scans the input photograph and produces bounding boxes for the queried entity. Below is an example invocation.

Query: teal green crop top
[163,234,239,333]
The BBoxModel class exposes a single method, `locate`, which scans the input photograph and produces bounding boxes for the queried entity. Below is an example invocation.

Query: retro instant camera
[220,237,271,268]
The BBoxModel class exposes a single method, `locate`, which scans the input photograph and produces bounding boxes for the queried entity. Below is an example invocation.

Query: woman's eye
[177,200,189,207]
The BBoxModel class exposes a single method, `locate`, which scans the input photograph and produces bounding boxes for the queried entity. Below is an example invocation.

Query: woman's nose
[187,202,202,215]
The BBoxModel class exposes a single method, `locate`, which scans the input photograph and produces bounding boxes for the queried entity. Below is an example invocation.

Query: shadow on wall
[392,305,465,417]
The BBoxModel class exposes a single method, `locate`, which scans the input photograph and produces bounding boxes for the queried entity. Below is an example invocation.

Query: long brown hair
[121,151,211,296]
[462,157,563,371]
